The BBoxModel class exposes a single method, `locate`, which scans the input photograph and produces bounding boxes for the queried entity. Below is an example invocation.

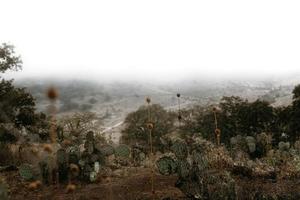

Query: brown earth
[3,168,300,200]
[2,169,186,200]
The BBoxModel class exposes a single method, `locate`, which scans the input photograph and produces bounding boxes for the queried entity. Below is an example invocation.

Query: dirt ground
[2,169,186,200]
[3,168,300,200]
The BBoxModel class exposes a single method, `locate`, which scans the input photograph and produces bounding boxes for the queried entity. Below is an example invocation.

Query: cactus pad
[99,145,115,156]
[115,144,130,158]
[19,164,34,181]
[156,156,177,175]
[171,140,188,160]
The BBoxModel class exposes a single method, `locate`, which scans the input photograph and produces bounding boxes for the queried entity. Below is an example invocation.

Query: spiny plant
[19,163,35,181]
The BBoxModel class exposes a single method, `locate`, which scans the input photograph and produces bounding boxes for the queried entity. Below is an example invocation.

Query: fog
[2,0,300,83]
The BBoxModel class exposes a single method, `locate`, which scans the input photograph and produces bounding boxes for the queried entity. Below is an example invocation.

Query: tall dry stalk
[146,97,155,200]
[213,107,221,146]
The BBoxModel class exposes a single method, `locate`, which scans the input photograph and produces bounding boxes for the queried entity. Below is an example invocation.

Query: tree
[182,96,276,145]
[0,43,41,142]
[219,96,248,138]
[59,112,103,143]
[121,104,175,150]
[0,43,22,73]
[292,84,300,100]
[287,85,300,141]
[181,105,216,141]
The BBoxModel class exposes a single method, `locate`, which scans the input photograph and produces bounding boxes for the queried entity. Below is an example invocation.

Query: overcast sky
[1,0,300,82]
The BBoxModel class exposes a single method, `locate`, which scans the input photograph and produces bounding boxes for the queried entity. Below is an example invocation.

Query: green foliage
[121,104,175,149]
[182,96,275,145]
[292,84,300,100]
[0,43,22,73]
[0,79,36,127]
[180,105,216,141]
[0,43,49,142]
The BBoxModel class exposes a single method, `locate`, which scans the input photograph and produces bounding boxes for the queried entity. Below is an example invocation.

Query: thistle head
[146,97,151,104]
[47,87,58,101]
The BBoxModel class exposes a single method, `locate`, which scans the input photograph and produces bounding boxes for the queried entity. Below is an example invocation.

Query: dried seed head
[215,128,221,135]
[66,184,76,193]
[62,139,72,146]
[35,180,42,187]
[43,144,53,153]
[178,115,182,121]
[212,107,217,112]
[47,87,58,100]
[28,180,42,190]
[70,164,80,175]
[31,147,39,156]
[147,123,154,130]
[146,97,151,104]
[177,93,181,98]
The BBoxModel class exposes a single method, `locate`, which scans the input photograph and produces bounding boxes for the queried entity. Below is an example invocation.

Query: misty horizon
[1,0,300,84]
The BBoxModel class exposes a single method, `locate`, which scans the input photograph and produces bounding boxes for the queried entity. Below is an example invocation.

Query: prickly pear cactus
[192,150,209,171]
[156,155,177,175]
[171,140,188,160]
[115,144,130,158]
[86,131,95,141]
[98,145,114,156]
[278,141,290,151]
[245,136,256,153]
[19,164,34,181]
[84,141,94,155]
[39,161,50,184]
[89,171,97,182]
[57,149,67,164]
[57,149,68,182]
[176,159,190,179]
[82,163,93,182]
[0,177,8,200]
[205,171,236,200]
[68,146,80,164]
[295,140,300,153]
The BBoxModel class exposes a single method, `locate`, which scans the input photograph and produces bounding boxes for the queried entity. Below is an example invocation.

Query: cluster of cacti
[171,140,188,160]
[56,148,68,182]
[114,144,131,166]
[78,131,105,182]
[230,133,273,158]
[157,136,237,199]
[132,145,146,166]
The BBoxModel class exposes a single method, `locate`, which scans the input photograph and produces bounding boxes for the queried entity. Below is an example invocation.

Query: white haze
[1,0,300,82]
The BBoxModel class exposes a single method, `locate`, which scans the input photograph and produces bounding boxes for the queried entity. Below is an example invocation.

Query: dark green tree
[287,84,300,141]
[121,104,176,150]
[292,84,300,100]
[0,43,44,142]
